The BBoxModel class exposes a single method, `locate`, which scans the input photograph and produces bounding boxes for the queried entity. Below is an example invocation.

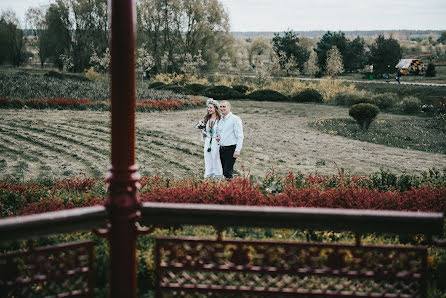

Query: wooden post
[106,0,140,297]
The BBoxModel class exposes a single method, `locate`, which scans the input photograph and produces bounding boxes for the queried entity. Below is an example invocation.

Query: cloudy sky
[1,0,445,31]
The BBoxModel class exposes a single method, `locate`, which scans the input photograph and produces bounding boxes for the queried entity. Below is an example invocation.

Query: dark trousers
[219,145,236,179]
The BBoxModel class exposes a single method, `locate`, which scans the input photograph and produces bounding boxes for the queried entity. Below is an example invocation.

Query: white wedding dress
[203,119,223,178]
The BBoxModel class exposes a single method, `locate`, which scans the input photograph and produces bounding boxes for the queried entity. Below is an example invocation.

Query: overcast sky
[1,0,445,31]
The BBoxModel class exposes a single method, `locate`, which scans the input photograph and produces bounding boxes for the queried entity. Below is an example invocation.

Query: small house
[395,59,424,75]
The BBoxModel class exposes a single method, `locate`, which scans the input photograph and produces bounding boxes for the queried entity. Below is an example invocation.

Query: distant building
[395,59,424,75]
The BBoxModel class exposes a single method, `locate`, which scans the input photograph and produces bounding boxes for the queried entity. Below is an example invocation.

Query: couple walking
[201,99,243,179]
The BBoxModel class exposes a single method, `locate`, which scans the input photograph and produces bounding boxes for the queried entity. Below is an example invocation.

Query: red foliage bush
[53,175,97,191]
[2,173,445,217]
[0,97,204,111]
[19,198,77,215]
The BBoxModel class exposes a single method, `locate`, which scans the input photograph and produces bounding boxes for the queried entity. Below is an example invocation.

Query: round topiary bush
[185,83,208,95]
[247,89,288,101]
[334,91,372,106]
[401,96,421,114]
[232,85,250,94]
[292,89,323,103]
[371,93,398,110]
[349,103,380,130]
[203,85,243,100]
[148,81,165,89]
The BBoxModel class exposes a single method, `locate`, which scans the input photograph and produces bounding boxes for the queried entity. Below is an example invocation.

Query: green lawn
[310,114,446,154]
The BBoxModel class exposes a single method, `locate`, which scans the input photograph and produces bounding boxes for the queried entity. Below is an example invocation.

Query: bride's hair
[204,103,221,125]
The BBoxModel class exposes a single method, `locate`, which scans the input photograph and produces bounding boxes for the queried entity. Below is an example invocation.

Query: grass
[349,82,445,103]
[339,65,446,83]
[310,115,446,154]
[0,69,192,102]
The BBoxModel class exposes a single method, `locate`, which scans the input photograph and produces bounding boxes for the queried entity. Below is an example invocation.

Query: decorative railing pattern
[0,204,444,297]
[0,240,95,298]
[156,237,427,297]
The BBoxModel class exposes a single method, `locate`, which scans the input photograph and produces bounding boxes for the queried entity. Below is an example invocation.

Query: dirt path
[1,101,445,181]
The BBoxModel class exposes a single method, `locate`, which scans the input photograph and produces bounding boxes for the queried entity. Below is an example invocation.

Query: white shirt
[216,112,244,152]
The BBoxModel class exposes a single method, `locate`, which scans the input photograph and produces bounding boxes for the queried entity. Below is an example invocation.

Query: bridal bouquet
[194,120,205,129]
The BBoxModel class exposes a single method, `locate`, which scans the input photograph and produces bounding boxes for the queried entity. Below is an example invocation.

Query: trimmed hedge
[148,81,165,89]
[371,93,398,110]
[248,89,288,101]
[203,85,244,100]
[158,84,188,94]
[401,96,421,114]
[292,89,323,103]
[334,91,373,106]
[185,83,208,95]
[232,85,250,94]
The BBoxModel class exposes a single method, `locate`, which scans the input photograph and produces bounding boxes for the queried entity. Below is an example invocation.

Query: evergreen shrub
[158,84,188,94]
[371,93,398,110]
[232,85,250,94]
[185,83,208,95]
[203,85,243,100]
[247,89,288,101]
[334,90,372,106]
[349,103,380,130]
[425,63,436,77]
[148,81,165,89]
[401,96,421,114]
[292,89,323,103]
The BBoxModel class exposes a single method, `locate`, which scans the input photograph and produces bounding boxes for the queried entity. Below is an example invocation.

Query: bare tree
[325,46,344,77]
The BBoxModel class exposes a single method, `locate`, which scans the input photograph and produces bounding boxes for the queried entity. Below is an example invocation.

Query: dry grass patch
[1,101,445,181]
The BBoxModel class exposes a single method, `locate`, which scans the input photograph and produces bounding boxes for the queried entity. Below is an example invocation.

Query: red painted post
[106,0,140,297]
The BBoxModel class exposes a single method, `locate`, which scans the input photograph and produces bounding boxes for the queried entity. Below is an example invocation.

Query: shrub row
[149,81,326,103]
[2,170,445,296]
[0,97,204,112]
[332,90,444,114]
[2,169,445,218]
[0,72,191,102]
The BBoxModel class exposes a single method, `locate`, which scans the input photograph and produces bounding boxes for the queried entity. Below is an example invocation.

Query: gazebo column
[105,0,140,297]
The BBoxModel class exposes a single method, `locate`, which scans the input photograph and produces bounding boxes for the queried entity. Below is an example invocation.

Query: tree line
[1,0,445,77]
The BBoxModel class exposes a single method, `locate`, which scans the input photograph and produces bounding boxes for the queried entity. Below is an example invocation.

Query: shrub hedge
[292,89,323,103]
[148,81,165,89]
[2,170,445,296]
[185,83,208,95]
[371,93,398,110]
[232,85,250,94]
[203,85,244,100]
[401,96,421,114]
[247,89,288,101]
[333,90,372,106]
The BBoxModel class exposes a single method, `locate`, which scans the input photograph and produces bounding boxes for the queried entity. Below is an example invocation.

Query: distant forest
[232,30,443,39]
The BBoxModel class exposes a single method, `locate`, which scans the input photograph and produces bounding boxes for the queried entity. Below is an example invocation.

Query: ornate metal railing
[156,238,427,297]
[1,240,95,297]
[1,204,443,297]
[140,203,444,297]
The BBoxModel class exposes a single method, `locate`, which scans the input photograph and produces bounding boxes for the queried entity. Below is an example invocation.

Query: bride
[201,98,223,178]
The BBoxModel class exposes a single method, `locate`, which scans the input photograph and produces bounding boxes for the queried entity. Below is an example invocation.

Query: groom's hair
[220,100,231,109]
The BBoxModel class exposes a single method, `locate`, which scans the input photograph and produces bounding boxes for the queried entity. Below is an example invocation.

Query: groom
[216,100,244,179]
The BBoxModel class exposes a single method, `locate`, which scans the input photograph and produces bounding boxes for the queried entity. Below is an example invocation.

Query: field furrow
[1,103,446,181]
[0,125,105,178]
[6,121,110,157]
